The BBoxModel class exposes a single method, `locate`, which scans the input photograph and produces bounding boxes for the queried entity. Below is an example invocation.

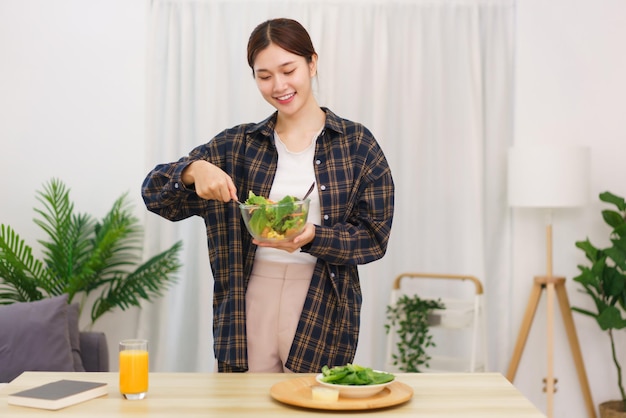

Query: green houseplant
[385,294,445,372]
[0,178,183,328]
[572,191,626,417]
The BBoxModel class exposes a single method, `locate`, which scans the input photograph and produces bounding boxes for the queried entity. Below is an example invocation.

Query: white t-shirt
[254,130,322,264]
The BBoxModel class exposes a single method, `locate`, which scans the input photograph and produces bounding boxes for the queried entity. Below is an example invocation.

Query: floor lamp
[506,144,595,418]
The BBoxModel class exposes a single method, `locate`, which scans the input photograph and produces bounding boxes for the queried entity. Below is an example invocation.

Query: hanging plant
[385,294,445,372]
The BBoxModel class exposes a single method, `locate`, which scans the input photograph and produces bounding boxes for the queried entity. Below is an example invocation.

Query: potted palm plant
[572,191,626,417]
[0,178,182,327]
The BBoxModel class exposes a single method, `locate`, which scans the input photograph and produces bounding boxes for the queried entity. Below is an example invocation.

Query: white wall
[1,1,625,417]
[0,0,147,371]
[513,0,626,416]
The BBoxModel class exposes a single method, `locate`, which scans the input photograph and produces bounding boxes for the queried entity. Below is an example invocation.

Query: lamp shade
[507,144,590,208]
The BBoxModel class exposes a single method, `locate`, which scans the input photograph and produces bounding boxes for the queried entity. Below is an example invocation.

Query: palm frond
[74,194,143,296]
[90,241,183,323]
[92,194,143,271]
[0,224,48,301]
[33,178,75,264]
[33,179,95,296]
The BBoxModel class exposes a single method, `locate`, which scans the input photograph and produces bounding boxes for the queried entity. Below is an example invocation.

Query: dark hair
[247,18,317,76]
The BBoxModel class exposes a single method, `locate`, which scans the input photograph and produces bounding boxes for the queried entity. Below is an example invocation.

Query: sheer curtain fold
[142,0,515,373]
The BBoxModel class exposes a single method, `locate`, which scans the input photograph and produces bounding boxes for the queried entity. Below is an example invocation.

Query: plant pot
[599,400,626,418]
[427,313,441,326]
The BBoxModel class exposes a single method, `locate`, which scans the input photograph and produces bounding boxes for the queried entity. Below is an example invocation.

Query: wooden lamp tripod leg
[506,278,544,381]
[554,278,596,418]
[506,276,597,418]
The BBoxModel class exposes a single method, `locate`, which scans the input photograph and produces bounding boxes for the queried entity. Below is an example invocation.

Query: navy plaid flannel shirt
[142,108,395,372]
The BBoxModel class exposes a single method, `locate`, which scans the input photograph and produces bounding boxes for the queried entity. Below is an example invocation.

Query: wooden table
[0,372,545,417]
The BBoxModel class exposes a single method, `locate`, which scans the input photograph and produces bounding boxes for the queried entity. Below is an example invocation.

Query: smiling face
[252,43,317,116]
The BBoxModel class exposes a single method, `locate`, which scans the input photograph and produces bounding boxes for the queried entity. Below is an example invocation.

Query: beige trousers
[245,259,314,373]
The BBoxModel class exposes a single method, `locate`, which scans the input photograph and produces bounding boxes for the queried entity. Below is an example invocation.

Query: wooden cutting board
[269,375,414,411]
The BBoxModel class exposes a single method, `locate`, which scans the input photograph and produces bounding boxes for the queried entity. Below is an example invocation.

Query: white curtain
[140,0,516,373]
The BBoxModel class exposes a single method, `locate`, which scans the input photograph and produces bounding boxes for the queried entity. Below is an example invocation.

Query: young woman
[142,18,394,373]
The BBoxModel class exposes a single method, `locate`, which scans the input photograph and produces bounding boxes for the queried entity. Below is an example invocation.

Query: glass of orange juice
[119,339,149,400]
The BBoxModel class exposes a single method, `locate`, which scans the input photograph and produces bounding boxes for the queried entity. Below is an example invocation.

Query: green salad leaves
[243,192,307,240]
[320,364,395,386]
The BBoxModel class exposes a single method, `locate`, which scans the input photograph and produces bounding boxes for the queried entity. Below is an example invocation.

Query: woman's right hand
[182,160,238,203]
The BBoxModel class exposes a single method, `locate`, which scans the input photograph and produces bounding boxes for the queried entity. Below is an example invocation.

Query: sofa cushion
[67,302,86,372]
[0,294,75,383]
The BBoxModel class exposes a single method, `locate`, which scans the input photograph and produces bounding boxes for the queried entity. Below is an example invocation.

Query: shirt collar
[245,107,345,138]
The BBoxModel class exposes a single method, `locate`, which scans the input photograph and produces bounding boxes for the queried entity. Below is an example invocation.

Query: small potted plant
[385,294,444,372]
[572,191,626,417]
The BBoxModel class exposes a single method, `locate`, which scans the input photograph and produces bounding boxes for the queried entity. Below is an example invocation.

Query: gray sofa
[0,295,110,383]
[79,331,110,372]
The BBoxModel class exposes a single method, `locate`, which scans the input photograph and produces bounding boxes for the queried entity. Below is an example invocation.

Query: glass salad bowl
[239,194,310,243]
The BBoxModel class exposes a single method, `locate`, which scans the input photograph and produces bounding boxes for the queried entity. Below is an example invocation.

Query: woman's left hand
[253,223,315,253]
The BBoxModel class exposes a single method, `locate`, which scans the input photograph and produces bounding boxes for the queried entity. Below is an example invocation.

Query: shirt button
[315,159,321,165]
[330,272,335,278]
[324,214,329,220]
[320,185,326,191]
[174,183,179,189]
